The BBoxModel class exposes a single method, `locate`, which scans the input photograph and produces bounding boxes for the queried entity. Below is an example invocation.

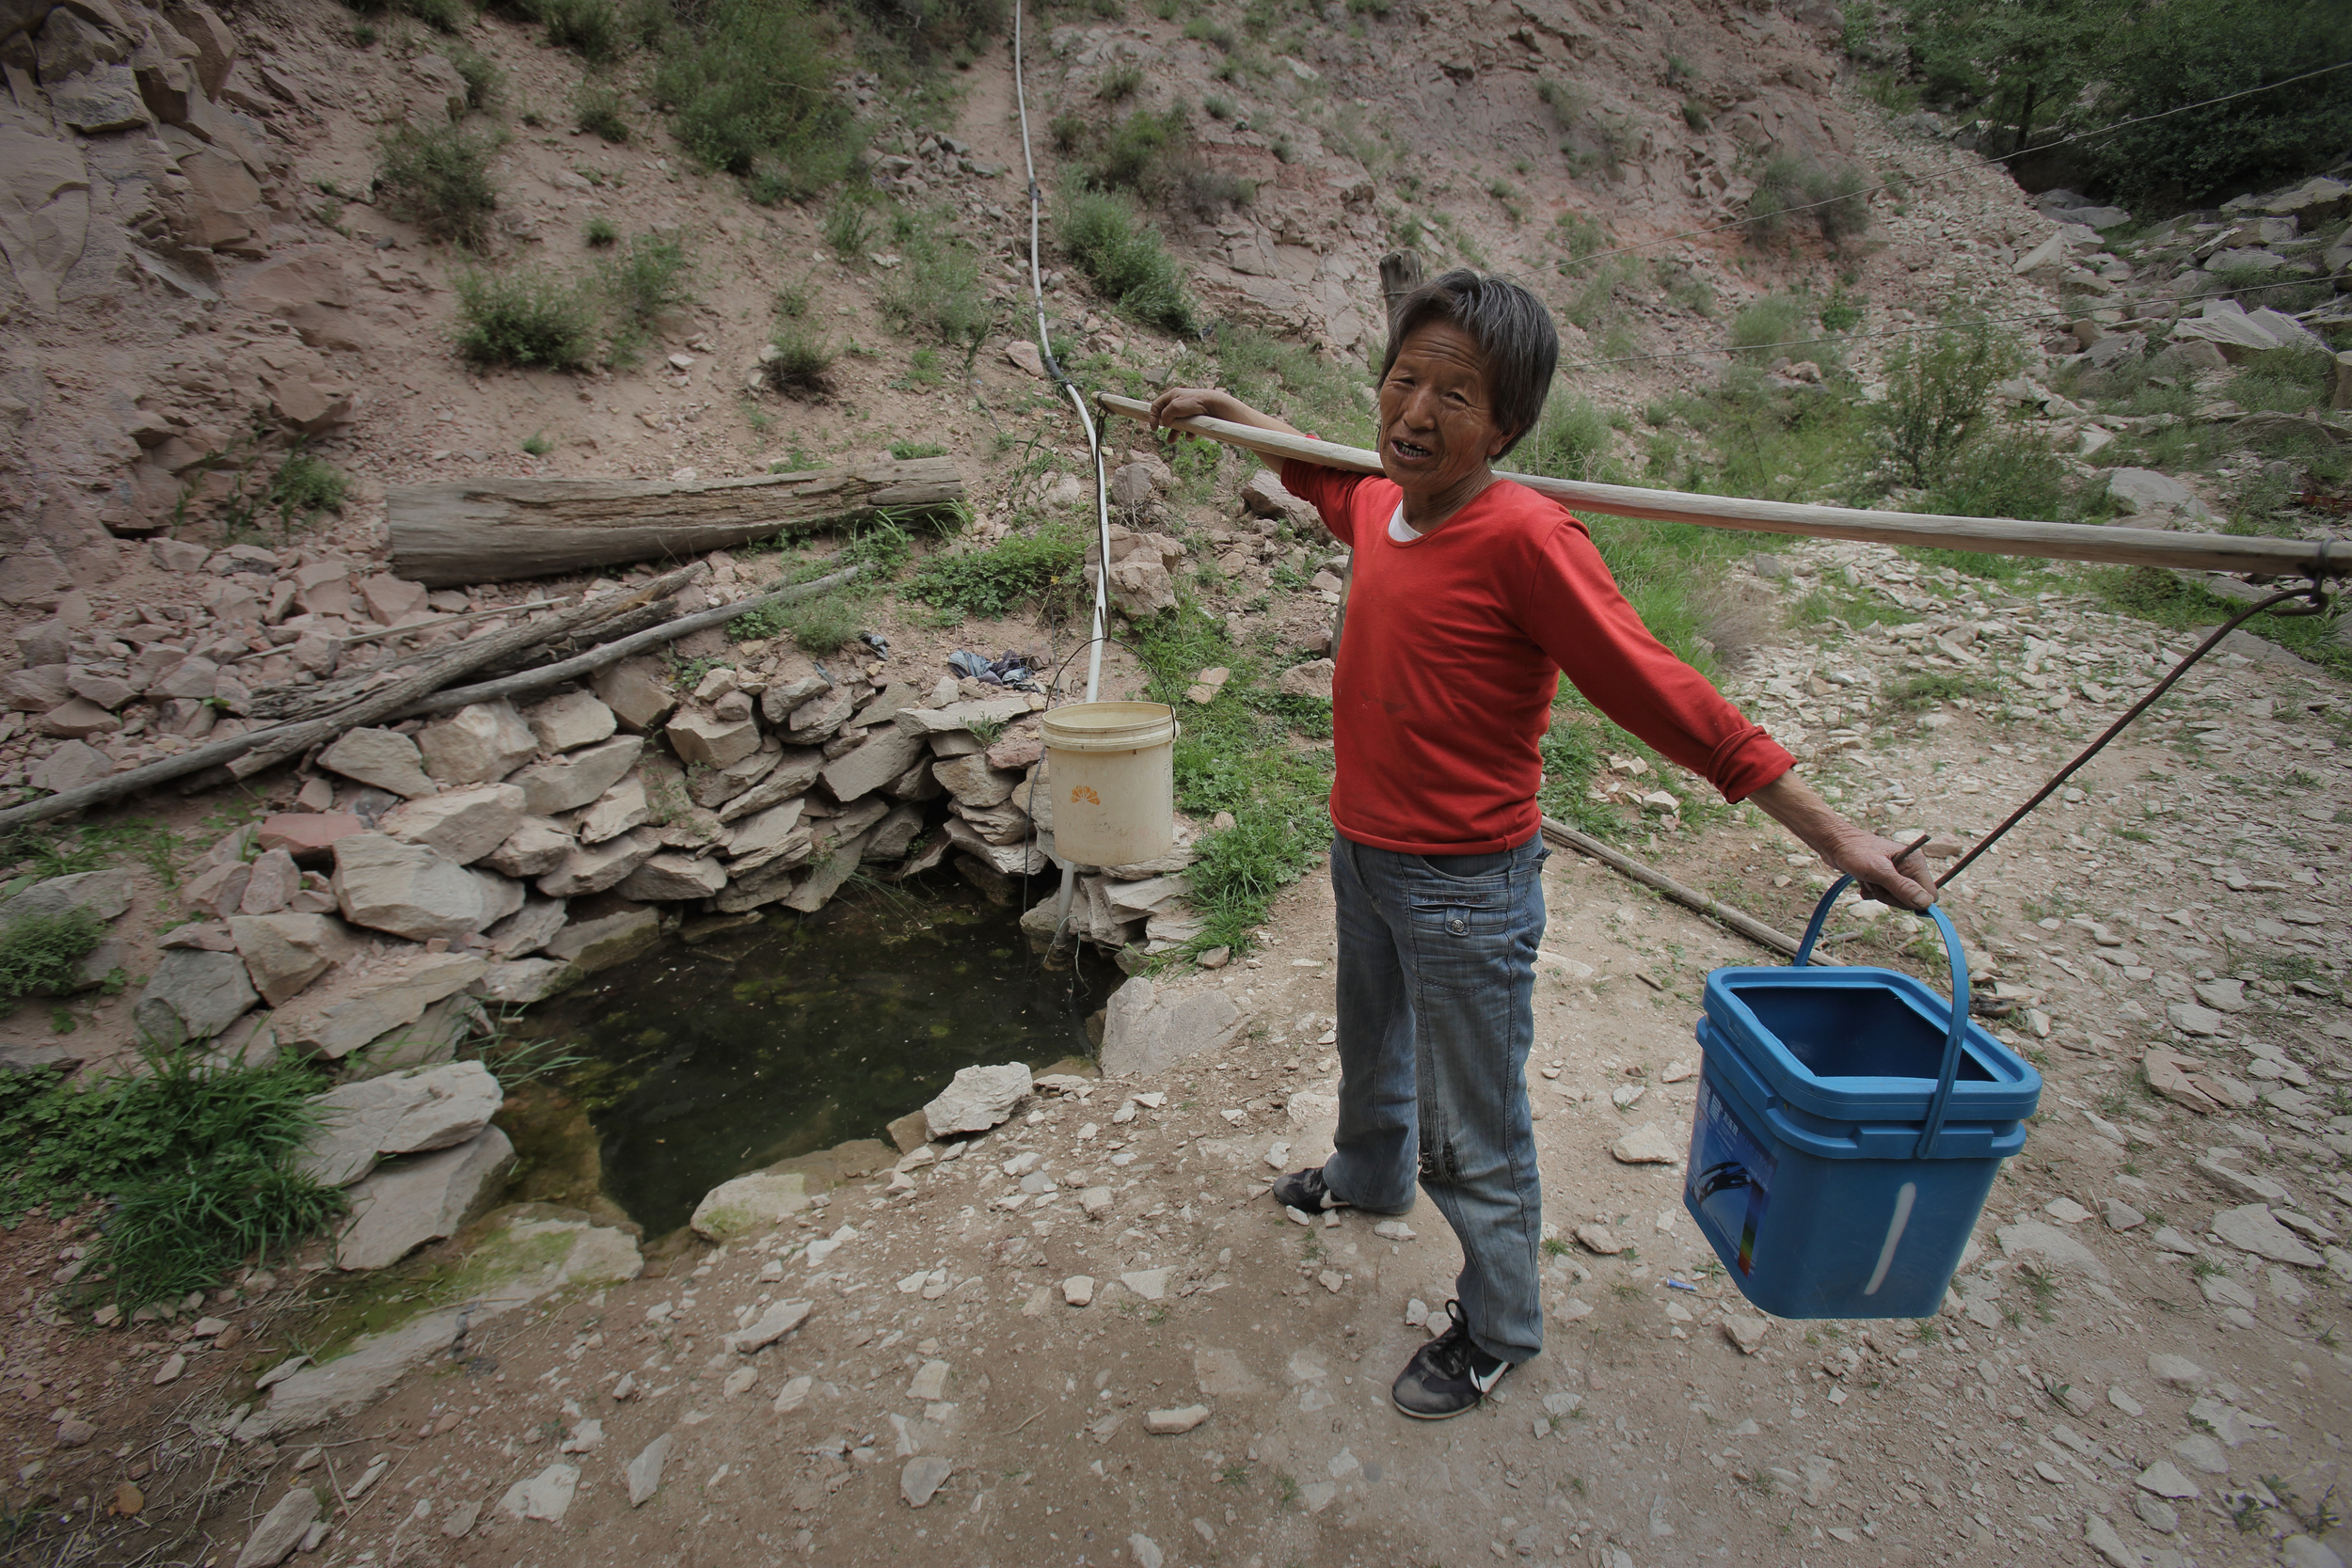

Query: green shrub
[823,190,874,261]
[453,266,600,370]
[1183,14,1235,49]
[890,440,947,459]
[1876,320,2021,486]
[522,431,554,456]
[1819,283,1864,334]
[1057,190,1196,333]
[268,452,351,530]
[599,230,694,351]
[655,0,857,198]
[0,910,105,1001]
[1100,60,1143,101]
[540,0,626,61]
[374,121,503,248]
[0,1050,344,1307]
[1681,98,1709,130]
[585,214,619,245]
[782,592,859,652]
[909,522,1088,618]
[845,0,1004,69]
[1553,211,1611,276]
[877,207,989,348]
[1090,105,1186,192]
[448,40,504,110]
[1728,293,1810,358]
[1516,390,1619,482]
[1918,424,2069,527]
[764,323,834,397]
[1744,154,1869,250]
[575,80,630,141]
[1203,92,1235,119]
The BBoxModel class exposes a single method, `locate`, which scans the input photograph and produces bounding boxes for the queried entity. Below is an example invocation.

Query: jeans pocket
[1406,886,1511,989]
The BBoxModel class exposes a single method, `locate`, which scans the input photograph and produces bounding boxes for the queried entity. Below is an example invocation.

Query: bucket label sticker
[1687,1069,1776,1277]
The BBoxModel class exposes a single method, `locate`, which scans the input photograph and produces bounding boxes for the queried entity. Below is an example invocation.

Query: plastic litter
[946,649,1041,691]
[858,631,890,658]
[1663,1278,1697,1292]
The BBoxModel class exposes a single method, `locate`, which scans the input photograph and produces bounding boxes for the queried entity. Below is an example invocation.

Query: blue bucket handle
[1792,877,1970,1160]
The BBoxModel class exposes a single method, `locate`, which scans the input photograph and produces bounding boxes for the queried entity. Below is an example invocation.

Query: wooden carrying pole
[388,457,963,587]
[1095,393,2344,579]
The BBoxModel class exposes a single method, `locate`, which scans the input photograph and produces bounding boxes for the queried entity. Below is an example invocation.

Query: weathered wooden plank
[387,457,963,586]
[1096,393,2344,580]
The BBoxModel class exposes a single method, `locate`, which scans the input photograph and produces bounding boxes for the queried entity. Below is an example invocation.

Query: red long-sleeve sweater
[1280,460,1794,854]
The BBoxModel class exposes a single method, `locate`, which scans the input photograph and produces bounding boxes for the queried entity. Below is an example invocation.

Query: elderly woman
[1148,270,1933,1421]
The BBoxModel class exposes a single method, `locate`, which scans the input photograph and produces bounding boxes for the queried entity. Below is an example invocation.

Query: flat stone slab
[233,1488,320,1568]
[297,1060,505,1186]
[0,868,132,927]
[1100,978,1242,1077]
[274,950,486,1060]
[1610,1124,1677,1164]
[2211,1204,2323,1267]
[1995,1219,2113,1283]
[691,1172,810,1240]
[626,1433,672,1507]
[334,1127,515,1270]
[498,1461,579,1523]
[923,1062,1033,1138]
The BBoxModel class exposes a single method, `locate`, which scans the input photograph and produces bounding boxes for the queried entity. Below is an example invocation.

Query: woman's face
[1375,320,1511,499]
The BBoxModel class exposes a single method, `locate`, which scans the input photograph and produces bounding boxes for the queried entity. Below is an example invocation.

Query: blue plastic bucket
[1681,878,2042,1319]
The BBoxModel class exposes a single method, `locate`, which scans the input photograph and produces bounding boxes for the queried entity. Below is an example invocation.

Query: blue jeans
[1323,832,1549,1365]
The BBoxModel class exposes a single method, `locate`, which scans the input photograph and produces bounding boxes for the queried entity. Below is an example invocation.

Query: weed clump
[575,80,630,141]
[1517,391,1619,483]
[539,0,627,61]
[453,266,601,370]
[763,324,835,398]
[656,0,858,200]
[877,207,990,349]
[599,230,694,358]
[448,40,503,109]
[1057,191,1197,334]
[0,910,106,1001]
[909,522,1087,619]
[0,1051,344,1306]
[374,121,503,248]
[1728,293,1811,359]
[1744,154,1870,250]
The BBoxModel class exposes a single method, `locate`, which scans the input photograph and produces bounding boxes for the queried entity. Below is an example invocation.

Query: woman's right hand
[1147,387,1306,443]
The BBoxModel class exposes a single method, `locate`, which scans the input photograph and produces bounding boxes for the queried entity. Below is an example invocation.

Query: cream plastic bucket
[1041,701,1179,867]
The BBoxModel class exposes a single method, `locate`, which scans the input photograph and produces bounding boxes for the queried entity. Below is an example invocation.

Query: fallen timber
[387,457,964,586]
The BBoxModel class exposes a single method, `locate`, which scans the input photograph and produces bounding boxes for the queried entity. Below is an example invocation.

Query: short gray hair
[1379,270,1558,456]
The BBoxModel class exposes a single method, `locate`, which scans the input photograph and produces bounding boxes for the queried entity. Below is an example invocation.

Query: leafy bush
[0,910,105,1001]
[1876,320,2022,486]
[448,41,503,110]
[1090,105,1185,192]
[268,451,351,529]
[656,0,857,199]
[575,80,629,141]
[539,0,626,61]
[1728,293,1810,358]
[764,323,835,397]
[1101,60,1143,101]
[1057,190,1196,333]
[909,522,1088,619]
[1820,283,1864,333]
[599,230,694,353]
[1744,154,1869,250]
[454,266,600,370]
[1516,391,1619,482]
[374,121,503,248]
[1918,424,2070,526]
[1553,211,1611,276]
[585,214,619,245]
[877,207,989,348]
[0,1051,344,1306]
[844,0,1003,69]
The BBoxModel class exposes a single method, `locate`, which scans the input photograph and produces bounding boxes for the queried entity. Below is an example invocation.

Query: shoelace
[1424,1306,1476,1378]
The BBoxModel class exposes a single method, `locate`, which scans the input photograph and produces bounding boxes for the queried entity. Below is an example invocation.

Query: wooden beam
[388,457,964,587]
[1540,816,1803,958]
[1095,393,2345,579]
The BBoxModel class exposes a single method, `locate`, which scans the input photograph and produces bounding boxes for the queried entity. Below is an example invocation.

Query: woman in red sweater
[1149,271,1933,1420]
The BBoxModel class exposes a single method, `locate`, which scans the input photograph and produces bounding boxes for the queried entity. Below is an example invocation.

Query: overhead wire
[1552,59,2352,277]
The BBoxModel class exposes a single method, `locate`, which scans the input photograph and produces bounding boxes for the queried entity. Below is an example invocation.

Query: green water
[526,885,1119,1235]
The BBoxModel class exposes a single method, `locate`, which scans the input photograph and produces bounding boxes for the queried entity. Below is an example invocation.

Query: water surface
[524,884,1118,1234]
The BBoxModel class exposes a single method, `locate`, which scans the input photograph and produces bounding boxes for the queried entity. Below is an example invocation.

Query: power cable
[1553,59,2352,276]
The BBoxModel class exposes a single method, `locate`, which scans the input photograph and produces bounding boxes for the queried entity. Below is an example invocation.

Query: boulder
[1277,658,1335,700]
[618,851,726,901]
[626,1434,672,1507]
[923,1062,1033,1139]
[691,1171,810,1240]
[819,726,927,803]
[38,698,120,738]
[522,690,616,752]
[2106,467,2200,515]
[333,833,502,940]
[32,739,115,794]
[418,702,537,786]
[257,813,365,865]
[0,868,133,926]
[591,657,675,734]
[334,1126,516,1270]
[1239,468,1317,528]
[482,817,574,879]
[1086,526,1185,618]
[1100,978,1244,1076]
[514,736,644,816]
[472,957,581,1005]
[544,904,660,972]
[666,709,761,769]
[237,848,301,915]
[134,948,258,1046]
[273,951,486,1059]
[228,911,358,1006]
[578,775,650,845]
[297,1060,504,1186]
[379,784,527,865]
[232,1488,320,1568]
[535,828,659,897]
[318,729,437,799]
[934,752,1018,808]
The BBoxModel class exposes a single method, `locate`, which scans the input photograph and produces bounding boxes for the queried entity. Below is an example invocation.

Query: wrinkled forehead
[1385,320,1492,392]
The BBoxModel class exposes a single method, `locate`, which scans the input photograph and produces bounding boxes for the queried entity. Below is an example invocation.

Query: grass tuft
[654,0,858,199]
[374,121,503,249]
[1057,190,1198,334]
[909,521,1088,620]
[453,266,601,371]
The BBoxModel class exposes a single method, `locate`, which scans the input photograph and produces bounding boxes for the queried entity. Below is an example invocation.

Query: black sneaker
[1391,1300,1512,1420]
[1269,1165,1350,1213]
